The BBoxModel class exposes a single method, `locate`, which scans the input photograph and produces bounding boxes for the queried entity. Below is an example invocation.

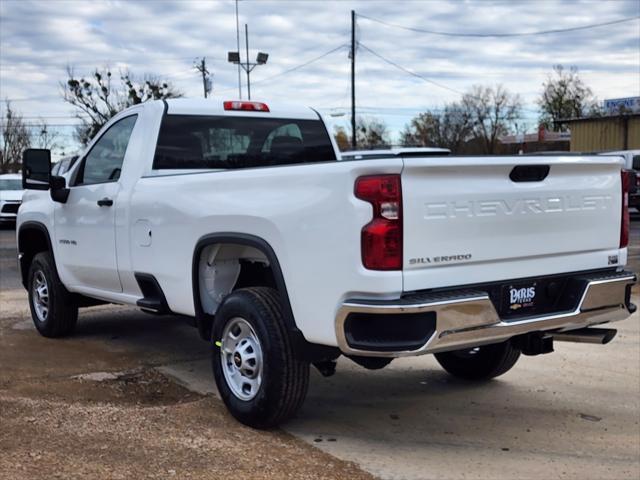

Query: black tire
[434,341,521,381]
[27,251,78,337]
[211,287,309,429]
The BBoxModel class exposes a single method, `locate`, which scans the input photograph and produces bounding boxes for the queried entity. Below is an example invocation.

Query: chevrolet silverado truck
[17,99,637,428]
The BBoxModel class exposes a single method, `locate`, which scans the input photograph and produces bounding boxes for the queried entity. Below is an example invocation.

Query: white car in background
[0,173,24,225]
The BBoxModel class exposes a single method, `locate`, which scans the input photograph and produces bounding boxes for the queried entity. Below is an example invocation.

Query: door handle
[97,197,113,207]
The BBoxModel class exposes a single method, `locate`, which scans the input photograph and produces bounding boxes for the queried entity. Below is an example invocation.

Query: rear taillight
[620,169,631,248]
[223,100,270,112]
[355,175,402,270]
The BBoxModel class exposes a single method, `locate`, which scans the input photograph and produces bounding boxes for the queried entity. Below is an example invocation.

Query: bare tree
[62,66,183,145]
[461,85,522,154]
[0,101,31,173]
[354,116,391,149]
[538,65,601,131]
[34,120,60,151]
[401,102,473,153]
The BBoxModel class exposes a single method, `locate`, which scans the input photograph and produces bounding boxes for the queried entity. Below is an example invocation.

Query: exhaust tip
[552,327,617,345]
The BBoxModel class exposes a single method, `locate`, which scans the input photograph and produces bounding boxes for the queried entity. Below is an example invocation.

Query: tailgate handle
[510,165,550,182]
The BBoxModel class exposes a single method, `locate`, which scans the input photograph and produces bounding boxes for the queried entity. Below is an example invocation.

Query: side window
[632,155,640,170]
[77,115,138,185]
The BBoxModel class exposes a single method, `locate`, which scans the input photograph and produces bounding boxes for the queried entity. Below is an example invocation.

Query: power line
[212,44,347,95]
[2,95,60,103]
[249,44,347,87]
[357,13,640,38]
[322,107,536,120]
[357,44,541,115]
[358,43,467,96]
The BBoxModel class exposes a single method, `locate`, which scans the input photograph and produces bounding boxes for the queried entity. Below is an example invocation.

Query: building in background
[555,97,640,152]
[560,113,640,152]
[499,128,571,155]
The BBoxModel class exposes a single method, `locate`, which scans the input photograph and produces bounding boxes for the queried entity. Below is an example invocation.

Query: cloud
[1,0,638,151]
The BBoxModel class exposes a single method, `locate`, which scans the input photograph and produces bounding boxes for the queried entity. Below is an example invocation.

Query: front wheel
[434,341,521,381]
[211,287,309,429]
[27,252,78,337]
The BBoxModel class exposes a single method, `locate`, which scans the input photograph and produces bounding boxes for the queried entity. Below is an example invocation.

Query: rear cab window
[153,115,336,169]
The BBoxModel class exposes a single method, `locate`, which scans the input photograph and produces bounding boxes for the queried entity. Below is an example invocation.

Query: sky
[1,0,639,156]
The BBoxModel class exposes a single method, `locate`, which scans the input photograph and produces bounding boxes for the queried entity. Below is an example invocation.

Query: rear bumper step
[335,271,636,357]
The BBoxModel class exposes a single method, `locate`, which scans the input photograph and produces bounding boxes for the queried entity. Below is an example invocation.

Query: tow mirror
[22,149,51,190]
[50,175,70,203]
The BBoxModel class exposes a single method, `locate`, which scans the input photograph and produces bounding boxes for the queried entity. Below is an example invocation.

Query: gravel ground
[0,287,374,480]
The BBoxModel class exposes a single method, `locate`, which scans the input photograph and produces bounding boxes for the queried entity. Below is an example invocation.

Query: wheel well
[196,243,274,317]
[18,224,52,288]
[192,234,295,341]
[192,233,340,363]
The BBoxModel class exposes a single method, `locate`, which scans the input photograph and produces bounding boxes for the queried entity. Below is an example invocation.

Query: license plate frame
[501,281,538,316]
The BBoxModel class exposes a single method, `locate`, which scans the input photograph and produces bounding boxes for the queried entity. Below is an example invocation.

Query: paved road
[1,220,639,479]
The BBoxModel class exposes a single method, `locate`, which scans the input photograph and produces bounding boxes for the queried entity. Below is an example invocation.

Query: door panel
[54,182,122,291]
[53,114,138,293]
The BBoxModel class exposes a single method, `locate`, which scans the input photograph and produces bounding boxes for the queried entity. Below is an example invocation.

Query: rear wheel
[27,252,78,337]
[434,341,521,381]
[211,287,309,429]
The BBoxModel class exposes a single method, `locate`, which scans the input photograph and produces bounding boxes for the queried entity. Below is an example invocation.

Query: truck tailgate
[402,156,624,292]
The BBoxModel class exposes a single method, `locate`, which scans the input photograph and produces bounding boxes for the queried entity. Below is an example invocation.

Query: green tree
[538,65,600,131]
[62,67,183,145]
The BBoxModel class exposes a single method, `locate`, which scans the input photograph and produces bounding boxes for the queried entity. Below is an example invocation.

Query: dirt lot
[1,219,639,480]
[0,313,374,480]
[0,229,373,480]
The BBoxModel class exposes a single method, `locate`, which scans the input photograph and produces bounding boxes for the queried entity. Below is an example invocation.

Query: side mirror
[22,149,51,190]
[50,175,70,203]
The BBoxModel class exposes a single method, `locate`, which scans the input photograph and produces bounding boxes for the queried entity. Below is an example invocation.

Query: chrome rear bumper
[335,271,637,358]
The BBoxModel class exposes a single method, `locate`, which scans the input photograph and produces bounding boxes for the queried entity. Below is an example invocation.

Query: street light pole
[351,10,357,149]
[235,0,242,99]
[245,24,251,100]
[228,26,268,100]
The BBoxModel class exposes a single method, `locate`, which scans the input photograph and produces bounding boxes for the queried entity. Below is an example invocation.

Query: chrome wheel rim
[32,270,49,322]
[220,317,263,401]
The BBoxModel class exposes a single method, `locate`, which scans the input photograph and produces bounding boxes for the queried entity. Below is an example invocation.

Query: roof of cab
[164,98,320,120]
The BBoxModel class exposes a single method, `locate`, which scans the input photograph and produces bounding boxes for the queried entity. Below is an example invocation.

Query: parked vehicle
[600,150,640,211]
[17,99,637,428]
[51,155,79,177]
[0,173,24,225]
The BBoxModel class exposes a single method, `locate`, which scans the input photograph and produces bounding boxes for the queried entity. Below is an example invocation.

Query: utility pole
[235,0,242,99]
[194,58,212,98]
[351,10,356,149]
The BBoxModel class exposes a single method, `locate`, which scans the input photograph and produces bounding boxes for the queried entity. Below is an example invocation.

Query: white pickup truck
[18,99,637,428]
